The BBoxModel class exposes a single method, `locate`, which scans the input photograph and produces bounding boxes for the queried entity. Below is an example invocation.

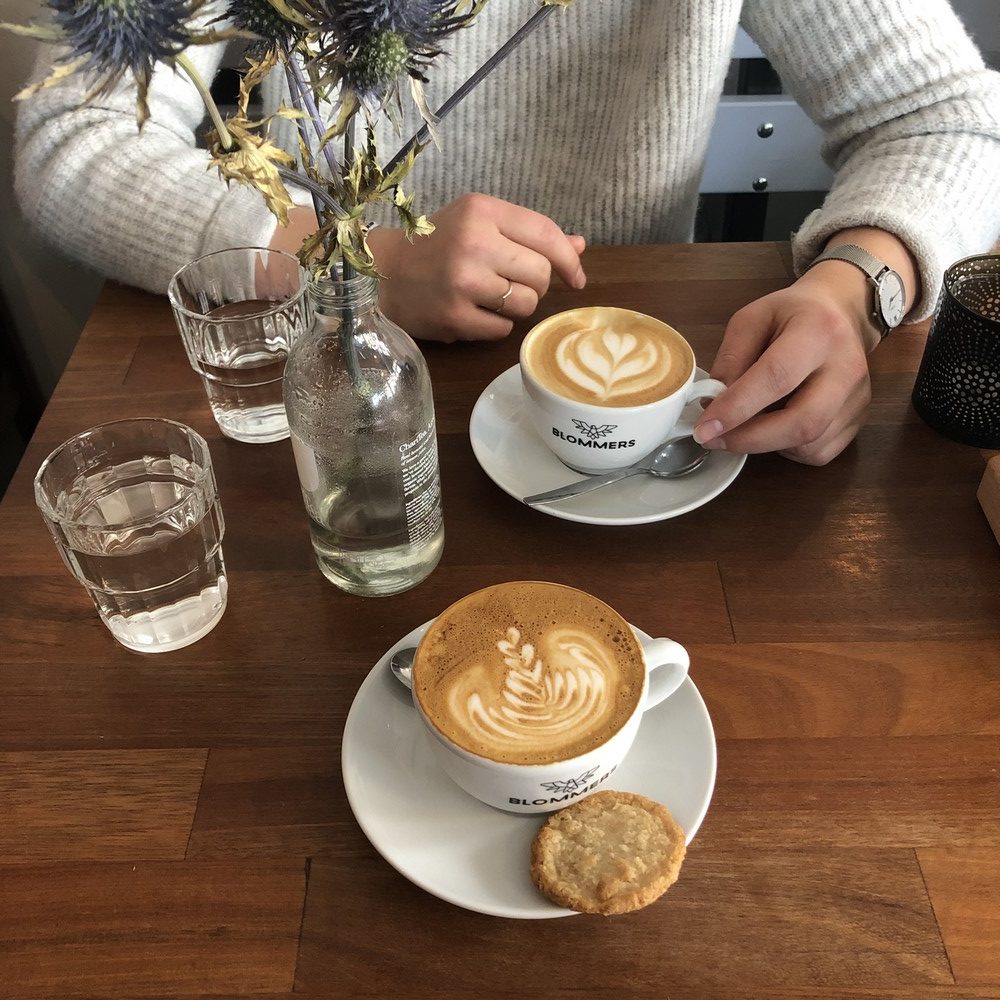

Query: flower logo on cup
[540,765,601,794]
[571,419,618,441]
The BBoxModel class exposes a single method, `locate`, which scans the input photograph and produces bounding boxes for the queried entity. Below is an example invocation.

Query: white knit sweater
[14,0,1000,319]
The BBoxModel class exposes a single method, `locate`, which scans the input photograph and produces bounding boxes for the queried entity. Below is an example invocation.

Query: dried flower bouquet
[4,0,574,277]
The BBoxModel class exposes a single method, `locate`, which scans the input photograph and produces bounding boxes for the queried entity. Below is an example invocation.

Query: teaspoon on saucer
[522,436,710,507]
[389,646,416,689]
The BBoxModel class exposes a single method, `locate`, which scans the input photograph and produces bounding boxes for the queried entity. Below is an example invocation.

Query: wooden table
[2,243,998,999]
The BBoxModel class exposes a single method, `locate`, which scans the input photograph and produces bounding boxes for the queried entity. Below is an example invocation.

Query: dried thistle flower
[52,0,190,72]
[320,0,482,101]
[225,0,301,55]
[40,0,192,122]
[4,0,575,278]
[344,28,410,96]
[4,0,242,126]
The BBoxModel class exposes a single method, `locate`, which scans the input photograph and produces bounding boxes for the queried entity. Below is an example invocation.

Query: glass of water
[34,418,228,653]
[168,247,312,443]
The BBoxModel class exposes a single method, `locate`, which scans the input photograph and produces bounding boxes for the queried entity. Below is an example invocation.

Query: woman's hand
[369,193,587,342]
[694,229,918,466]
[692,263,880,465]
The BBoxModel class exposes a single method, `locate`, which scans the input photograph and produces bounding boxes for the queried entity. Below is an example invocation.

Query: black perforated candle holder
[912,254,1000,448]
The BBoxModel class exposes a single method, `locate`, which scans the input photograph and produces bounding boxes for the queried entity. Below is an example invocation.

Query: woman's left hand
[693,263,881,466]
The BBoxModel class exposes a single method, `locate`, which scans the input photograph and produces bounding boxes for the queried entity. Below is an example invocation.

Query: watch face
[878,271,906,328]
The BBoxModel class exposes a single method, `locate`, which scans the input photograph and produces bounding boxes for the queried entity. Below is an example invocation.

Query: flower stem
[384,5,557,175]
[289,54,340,180]
[275,167,341,216]
[339,118,362,392]
[176,52,233,151]
[283,61,326,225]
[343,119,355,281]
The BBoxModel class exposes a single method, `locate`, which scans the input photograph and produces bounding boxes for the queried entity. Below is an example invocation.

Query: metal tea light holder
[912,253,1000,449]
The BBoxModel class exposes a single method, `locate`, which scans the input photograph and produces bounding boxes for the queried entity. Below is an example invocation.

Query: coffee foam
[413,583,645,766]
[524,307,692,407]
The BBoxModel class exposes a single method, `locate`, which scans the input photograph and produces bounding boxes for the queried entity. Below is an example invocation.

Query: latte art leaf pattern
[462,626,612,745]
[556,323,668,403]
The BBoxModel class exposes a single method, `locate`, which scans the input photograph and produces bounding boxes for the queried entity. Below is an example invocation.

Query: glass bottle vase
[283,270,444,596]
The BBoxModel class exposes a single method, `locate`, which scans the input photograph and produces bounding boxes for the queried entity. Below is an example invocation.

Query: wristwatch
[808,244,906,339]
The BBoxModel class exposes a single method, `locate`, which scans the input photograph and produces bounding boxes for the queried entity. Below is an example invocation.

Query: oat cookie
[530,790,686,915]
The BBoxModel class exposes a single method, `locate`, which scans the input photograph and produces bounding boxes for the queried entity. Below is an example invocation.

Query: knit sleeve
[740,0,1000,319]
[13,40,280,294]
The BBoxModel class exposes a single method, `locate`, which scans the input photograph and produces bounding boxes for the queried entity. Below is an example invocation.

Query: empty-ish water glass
[168,247,312,443]
[34,418,228,653]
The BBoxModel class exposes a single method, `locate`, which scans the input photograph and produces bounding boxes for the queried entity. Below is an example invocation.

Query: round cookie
[530,790,686,915]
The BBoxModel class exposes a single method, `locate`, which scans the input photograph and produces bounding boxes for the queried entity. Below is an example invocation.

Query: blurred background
[1,0,998,495]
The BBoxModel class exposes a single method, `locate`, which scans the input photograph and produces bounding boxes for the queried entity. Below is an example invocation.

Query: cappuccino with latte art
[413,582,645,766]
[522,307,693,407]
[520,306,726,474]
[410,582,692,813]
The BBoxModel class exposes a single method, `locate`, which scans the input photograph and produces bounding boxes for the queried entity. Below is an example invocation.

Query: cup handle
[640,637,690,711]
[673,378,727,438]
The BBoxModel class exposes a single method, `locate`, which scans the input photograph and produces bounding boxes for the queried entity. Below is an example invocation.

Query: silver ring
[494,279,514,313]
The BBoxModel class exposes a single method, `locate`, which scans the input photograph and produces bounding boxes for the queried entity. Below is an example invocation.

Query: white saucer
[469,365,746,525]
[341,621,717,920]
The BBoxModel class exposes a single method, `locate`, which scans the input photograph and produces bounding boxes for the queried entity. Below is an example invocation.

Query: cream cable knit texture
[14,0,1000,319]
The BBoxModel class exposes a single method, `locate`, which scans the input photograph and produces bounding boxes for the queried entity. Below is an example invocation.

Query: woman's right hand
[368,193,587,342]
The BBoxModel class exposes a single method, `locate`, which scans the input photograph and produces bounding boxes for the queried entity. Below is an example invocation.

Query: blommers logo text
[552,428,636,450]
[507,765,617,807]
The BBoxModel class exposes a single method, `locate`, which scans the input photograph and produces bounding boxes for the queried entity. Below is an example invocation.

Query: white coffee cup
[520,307,726,474]
[412,627,690,815]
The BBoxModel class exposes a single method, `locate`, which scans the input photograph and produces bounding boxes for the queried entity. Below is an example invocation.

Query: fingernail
[693,419,724,445]
[574,269,586,289]
[703,436,727,450]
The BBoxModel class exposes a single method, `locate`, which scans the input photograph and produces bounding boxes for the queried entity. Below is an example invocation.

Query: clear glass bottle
[283,270,444,596]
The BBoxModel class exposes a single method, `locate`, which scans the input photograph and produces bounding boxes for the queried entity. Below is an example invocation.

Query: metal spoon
[522,435,711,507]
[389,646,415,689]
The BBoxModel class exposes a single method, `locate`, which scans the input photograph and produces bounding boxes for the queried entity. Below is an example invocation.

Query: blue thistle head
[47,0,193,92]
[321,0,477,99]
[225,0,301,55]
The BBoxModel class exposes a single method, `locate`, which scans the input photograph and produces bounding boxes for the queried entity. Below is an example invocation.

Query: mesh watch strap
[810,244,885,282]
[808,243,900,339]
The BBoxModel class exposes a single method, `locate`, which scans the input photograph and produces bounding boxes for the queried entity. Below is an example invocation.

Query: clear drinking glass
[168,247,312,443]
[34,418,228,653]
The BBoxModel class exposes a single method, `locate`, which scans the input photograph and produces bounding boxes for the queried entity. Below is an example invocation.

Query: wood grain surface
[1,243,997,1000]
